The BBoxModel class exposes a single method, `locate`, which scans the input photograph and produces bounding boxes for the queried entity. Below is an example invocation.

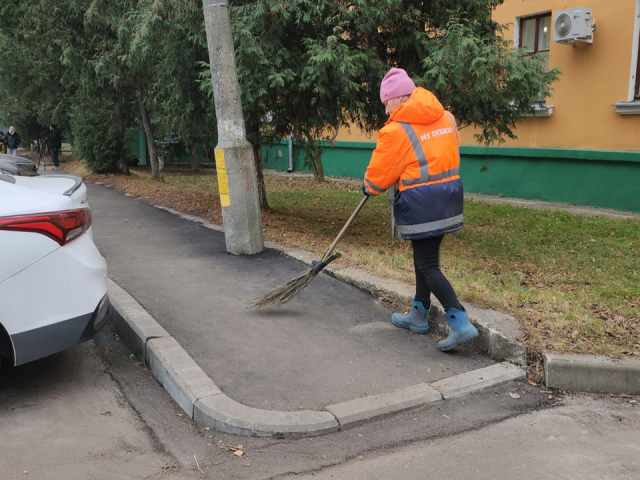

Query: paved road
[298,395,640,480]
[0,335,183,480]
[2,332,637,479]
[1,322,552,480]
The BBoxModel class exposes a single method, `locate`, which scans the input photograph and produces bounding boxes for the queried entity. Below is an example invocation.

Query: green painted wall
[130,130,147,165]
[262,141,640,213]
[128,129,215,166]
[262,140,373,177]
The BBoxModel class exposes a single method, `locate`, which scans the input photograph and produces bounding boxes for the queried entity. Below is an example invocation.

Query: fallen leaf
[237,445,243,450]
[357,455,364,460]
[101,411,112,416]
[103,346,112,354]
[527,379,538,387]
[509,392,521,399]
[234,450,244,457]
[548,395,553,399]
[442,414,450,420]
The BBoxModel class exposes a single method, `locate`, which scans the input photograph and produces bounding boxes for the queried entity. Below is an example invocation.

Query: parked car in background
[0,160,21,176]
[0,173,109,367]
[0,153,38,176]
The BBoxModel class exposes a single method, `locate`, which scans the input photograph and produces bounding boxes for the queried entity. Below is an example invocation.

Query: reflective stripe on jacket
[363,87,463,240]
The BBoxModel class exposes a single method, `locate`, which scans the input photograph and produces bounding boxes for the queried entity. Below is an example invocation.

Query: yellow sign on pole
[214,149,231,207]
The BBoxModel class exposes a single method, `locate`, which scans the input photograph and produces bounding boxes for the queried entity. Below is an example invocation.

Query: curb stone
[545,354,640,396]
[325,383,442,429]
[146,337,222,417]
[151,205,525,364]
[194,395,339,438]
[431,363,525,399]
[107,279,169,363]
[106,279,526,437]
[107,279,339,437]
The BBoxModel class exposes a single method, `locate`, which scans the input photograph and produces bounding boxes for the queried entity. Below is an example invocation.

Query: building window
[518,12,552,111]
[635,29,640,100]
[519,13,552,57]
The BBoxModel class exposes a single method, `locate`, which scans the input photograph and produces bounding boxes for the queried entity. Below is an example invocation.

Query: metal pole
[287,131,294,173]
[202,1,264,255]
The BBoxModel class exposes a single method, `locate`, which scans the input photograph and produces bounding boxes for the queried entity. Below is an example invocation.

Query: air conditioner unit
[553,7,595,45]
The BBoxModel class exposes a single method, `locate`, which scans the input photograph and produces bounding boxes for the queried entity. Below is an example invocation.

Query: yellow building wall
[460,0,640,150]
[334,126,377,142]
[334,0,640,151]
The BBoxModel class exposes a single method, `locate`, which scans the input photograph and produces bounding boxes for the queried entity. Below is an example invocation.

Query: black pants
[50,147,59,167]
[412,236,463,312]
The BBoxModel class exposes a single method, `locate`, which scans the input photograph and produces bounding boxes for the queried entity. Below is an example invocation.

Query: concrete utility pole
[202,1,264,255]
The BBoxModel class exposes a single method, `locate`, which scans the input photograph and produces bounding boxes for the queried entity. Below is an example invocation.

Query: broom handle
[321,195,369,262]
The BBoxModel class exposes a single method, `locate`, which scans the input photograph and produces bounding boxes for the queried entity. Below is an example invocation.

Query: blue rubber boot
[391,300,430,334]
[437,307,479,351]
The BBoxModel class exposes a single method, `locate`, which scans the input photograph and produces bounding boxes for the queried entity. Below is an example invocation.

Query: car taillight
[0,209,92,246]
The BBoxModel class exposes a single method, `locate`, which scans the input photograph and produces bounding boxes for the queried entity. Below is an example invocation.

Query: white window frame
[514,10,554,117]
[628,0,640,101]
[515,10,553,55]
[613,0,640,115]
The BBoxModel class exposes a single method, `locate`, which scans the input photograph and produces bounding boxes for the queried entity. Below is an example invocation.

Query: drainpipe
[287,131,294,173]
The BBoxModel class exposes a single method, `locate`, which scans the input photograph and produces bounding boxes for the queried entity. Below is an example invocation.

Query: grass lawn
[64,160,640,366]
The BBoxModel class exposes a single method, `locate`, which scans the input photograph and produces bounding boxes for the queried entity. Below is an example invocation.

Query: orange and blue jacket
[363,87,463,240]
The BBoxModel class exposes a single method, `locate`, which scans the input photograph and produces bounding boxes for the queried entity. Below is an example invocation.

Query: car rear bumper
[0,233,108,365]
[10,294,109,365]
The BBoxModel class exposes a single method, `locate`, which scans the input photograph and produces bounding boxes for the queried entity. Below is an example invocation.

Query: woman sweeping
[362,68,478,351]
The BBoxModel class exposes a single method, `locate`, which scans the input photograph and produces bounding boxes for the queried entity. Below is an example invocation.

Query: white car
[0,173,109,367]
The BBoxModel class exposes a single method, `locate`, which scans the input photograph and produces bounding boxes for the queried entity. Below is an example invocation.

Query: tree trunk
[300,129,325,182]
[115,103,130,175]
[158,153,165,173]
[137,96,163,182]
[316,154,325,182]
[388,184,402,241]
[116,157,130,175]
[190,148,199,172]
[252,141,269,210]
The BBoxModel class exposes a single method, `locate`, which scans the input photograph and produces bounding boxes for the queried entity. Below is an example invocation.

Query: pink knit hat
[380,68,416,103]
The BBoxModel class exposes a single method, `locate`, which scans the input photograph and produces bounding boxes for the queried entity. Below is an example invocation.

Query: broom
[245,195,369,309]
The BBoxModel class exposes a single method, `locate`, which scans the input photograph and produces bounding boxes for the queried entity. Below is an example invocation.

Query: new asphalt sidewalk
[89,184,527,435]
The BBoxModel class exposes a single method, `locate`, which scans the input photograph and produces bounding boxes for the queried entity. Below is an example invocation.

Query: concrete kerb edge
[106,278,170,364]
[148,203,526,365]
[106,277,527,437]
[107,278,339,437]
[544,353,640,396]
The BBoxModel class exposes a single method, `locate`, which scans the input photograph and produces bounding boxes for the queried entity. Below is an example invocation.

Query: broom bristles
[245,252,341,309]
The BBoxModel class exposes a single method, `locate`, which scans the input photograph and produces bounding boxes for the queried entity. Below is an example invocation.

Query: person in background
[362,68,478,352]
[5,126,21,156]
[48,124,62,170]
